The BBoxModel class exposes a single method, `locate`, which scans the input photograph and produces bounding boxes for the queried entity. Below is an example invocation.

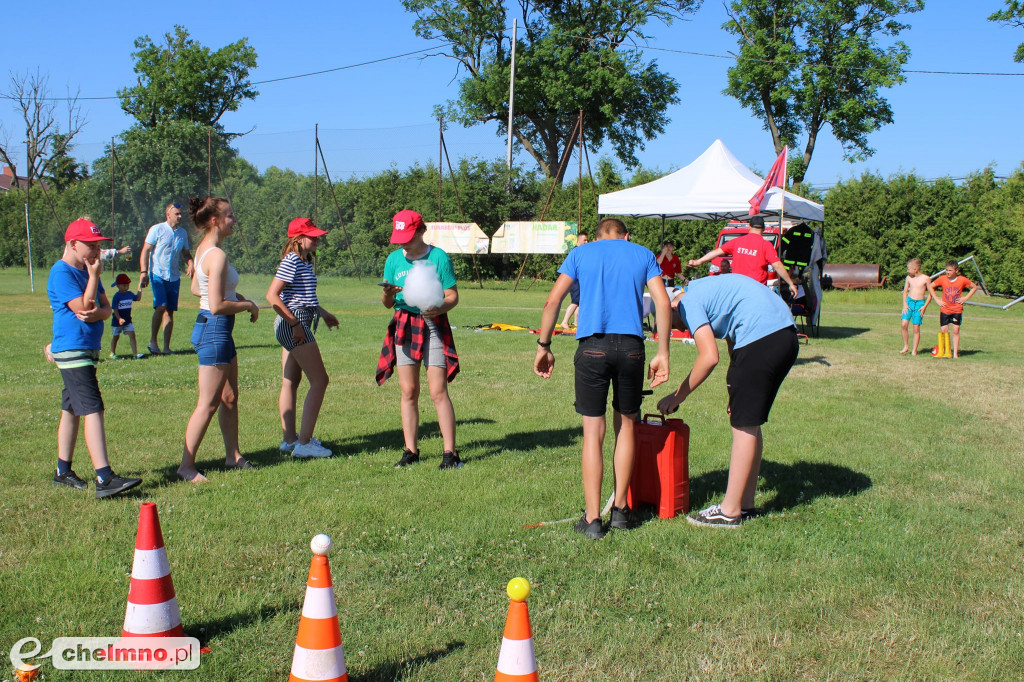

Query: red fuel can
[627,414,690,519]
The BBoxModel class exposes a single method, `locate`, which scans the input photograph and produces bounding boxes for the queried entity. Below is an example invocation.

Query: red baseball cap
[65,218,112,243]
[113,273,131,286]
[390,210,424,244]
[288,217,328,238]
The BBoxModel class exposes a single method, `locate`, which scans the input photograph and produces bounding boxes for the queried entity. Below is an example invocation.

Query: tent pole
[314,124,319,223]
[660,216,665,245]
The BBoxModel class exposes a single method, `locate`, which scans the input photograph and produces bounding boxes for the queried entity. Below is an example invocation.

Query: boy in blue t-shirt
[47,219,142,499]
[110,273,144,359]
[657,274,798,528]
[534,218,673,539]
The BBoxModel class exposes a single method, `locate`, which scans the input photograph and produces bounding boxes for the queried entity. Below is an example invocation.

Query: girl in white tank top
[178,197,259,484]
[194,247,240,312]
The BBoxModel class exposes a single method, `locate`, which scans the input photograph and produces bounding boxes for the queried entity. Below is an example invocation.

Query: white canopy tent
[598,139,825,223]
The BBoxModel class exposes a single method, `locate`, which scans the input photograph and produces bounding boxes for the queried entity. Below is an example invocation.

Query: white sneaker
[281,437,322,453]
[292,440,332,458]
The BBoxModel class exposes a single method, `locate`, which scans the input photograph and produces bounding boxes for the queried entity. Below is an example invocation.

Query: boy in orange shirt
[929,260,979,358]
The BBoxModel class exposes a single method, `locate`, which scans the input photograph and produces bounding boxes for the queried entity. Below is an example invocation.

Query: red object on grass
[627,415,690,519]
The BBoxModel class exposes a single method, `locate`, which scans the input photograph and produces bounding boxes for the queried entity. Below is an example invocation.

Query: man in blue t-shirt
[534,218,672,539]
[47,218,142,499]
[139,203,193,355]
[657,273,798,528]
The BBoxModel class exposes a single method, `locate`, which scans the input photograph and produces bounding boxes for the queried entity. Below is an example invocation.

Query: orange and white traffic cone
[123,502,184,638]
[289,534,348,682]
[495,578,539,682]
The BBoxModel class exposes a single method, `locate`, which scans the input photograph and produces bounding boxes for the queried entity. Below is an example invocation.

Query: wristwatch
[537,339,551,348]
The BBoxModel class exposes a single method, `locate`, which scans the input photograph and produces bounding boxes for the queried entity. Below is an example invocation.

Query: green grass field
[1,268,1023,681]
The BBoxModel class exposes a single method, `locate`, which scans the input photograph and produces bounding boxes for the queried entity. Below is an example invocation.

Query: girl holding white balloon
[377,210,462,469]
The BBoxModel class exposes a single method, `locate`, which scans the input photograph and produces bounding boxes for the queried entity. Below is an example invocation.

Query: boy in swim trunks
[900,258,931,355]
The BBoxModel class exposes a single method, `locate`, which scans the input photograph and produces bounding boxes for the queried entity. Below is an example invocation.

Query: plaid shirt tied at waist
[376,308,459,385]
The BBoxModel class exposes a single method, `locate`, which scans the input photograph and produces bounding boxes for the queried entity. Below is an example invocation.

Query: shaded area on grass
[793,355,832,367]
[186,601,296,646]
[690,459,872,513]
[154,445,288,482]
[332,418,497,458]
[460,426,582,462]
[815,326,870,340]
[351,641,465,682]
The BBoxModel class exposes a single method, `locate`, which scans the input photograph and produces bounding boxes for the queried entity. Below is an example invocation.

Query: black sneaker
[438,450,464,470]
[393,449,420,468]
[94,474,142,499]
[573,512,606,540]
[53,470,88,490]
[686,504,741,528]
[609,504,640,530]
[741,507,763,521]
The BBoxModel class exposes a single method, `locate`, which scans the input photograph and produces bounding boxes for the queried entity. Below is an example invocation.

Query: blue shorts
[901,298,926,326]
[568,280,580,306]
[191,311,236,366]
[151,275,181,311]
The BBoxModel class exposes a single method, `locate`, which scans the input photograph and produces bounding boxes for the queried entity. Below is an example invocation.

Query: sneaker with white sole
[686,504,741,528]
[281,437,323,453]
[292,440,332,458]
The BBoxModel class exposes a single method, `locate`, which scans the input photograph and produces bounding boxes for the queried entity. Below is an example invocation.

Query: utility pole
[505,18,518,172]
[24,137,33,292]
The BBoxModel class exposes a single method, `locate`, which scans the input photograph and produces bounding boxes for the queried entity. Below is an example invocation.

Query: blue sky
[2,1,1022,189]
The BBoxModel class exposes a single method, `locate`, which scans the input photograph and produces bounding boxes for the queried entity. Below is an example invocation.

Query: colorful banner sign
[489,221,579,254]
[423,222,489,255]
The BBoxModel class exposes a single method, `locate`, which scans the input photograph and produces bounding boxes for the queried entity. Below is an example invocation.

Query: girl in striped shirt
[266,218,339,459]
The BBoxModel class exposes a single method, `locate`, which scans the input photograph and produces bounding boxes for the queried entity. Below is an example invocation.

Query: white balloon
[402,260,445,311]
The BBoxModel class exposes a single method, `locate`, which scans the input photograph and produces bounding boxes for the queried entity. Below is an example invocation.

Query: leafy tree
[403,0,701,184]
[989,1,1024,62]
[117,25,258,131]
[91,121,237,231]
[91,27,259,233]
[723,0,923,183]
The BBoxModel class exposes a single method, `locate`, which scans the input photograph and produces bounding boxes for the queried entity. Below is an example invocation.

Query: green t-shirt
[382,245,457,313]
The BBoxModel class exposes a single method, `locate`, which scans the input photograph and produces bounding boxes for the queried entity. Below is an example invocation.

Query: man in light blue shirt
[534,218,673,540]
[658,274,799,528]
[139,203,193,354]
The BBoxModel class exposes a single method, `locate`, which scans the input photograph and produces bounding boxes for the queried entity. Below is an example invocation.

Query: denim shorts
[191,311,237,366]
[573,333,646,417]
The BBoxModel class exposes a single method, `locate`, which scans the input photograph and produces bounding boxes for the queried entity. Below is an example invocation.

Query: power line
[543,28,1024,77]
[0,44,450,102]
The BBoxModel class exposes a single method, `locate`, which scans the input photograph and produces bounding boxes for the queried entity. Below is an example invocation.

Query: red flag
[748,146,788,216]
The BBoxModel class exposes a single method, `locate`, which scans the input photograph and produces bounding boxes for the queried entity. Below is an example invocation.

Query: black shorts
[726,327,798,428]
[940,312,963,326]
[574,334,646,417]
[60,365,105,416]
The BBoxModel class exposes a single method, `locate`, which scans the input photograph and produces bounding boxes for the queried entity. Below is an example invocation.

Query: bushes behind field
[2,159,1022,294]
